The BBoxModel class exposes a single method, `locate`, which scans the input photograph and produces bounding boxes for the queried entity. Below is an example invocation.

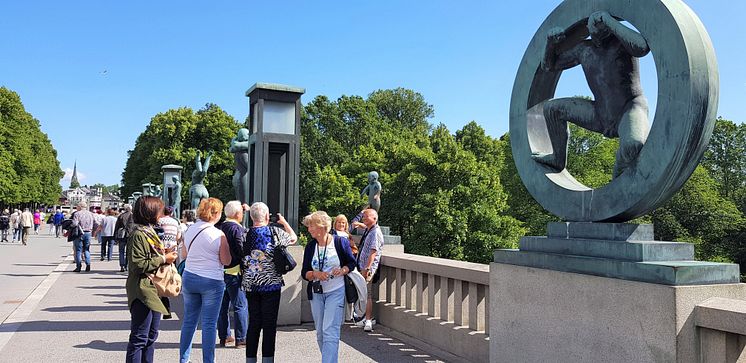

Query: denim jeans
[101,236,115,261]
[311,287,346,363]
[218,273,248,342]
[126,298,161,363]
[118,238,128,268]
[1,228,8,241]
[179,270,225,363]
[74,232,91,267]
[55,224,62,238]
[13,227,22,241]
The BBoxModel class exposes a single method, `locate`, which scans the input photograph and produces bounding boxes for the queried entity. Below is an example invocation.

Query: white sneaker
[364,319,373,332]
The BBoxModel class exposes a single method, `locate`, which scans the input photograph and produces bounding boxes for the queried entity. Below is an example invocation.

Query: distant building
[102,192,122,211]
[58,162,119,212]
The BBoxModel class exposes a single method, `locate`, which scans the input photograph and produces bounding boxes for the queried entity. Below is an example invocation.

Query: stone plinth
[493,223,739,285]
[489,263,746,363]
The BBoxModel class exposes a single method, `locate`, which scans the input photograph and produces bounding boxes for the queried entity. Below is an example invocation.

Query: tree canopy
[300,88,524,263]
[0,87,63,206]
[121,103,242,206]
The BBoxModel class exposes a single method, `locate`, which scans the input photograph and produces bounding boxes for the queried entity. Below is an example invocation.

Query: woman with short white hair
[241,202,297,363]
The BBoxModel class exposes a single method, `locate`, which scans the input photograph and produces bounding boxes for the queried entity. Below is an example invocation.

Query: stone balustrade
[375,251,489,362]
[695,297,746,362]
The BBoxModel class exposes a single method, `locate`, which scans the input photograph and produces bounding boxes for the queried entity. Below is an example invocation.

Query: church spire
[69,161,80,189]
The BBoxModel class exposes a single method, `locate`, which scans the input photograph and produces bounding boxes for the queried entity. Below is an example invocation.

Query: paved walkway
[0,234,448,362]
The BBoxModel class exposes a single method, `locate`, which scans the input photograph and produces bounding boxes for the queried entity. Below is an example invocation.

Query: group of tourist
[0,208,38,245]
[0,208,73,244]
[124,195,383,363]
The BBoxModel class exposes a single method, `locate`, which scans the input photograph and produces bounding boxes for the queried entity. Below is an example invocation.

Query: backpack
[0,215,9,229]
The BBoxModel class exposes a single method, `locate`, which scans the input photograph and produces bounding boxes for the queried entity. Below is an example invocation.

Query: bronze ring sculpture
[509,0,719,222]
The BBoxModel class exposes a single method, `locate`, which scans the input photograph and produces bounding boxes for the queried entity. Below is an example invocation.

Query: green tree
[121,103,241,206]
[0,87,63,205]
[702,117,746,200]
[651,166,744,261]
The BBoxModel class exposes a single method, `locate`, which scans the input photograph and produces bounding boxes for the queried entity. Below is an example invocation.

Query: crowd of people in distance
[0,208,69,244]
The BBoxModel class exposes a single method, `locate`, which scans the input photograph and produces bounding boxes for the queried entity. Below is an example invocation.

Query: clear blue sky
[1,0,743,187]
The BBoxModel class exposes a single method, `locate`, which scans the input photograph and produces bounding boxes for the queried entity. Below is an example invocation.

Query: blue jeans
[74,232,91,267]
[310,287,346,363]
[13,227,22,241]
[180,270,225,363]
[218,273,248,342]
[101,236,115,261]
[118,238,128,268]
[126,299,161,363]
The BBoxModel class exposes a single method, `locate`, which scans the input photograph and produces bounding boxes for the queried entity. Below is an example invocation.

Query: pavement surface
[0,233,449,362]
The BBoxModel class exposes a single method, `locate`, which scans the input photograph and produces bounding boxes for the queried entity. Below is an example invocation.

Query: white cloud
[60,167,87,183]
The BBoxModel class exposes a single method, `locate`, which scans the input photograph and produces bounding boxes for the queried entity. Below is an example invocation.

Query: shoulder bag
[272,226,296,275]
[336,236,359,304]
[148,248,182,297]
[176,225,209,276]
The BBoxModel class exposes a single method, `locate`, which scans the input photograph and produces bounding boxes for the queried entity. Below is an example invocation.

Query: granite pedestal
[490,223,745,362]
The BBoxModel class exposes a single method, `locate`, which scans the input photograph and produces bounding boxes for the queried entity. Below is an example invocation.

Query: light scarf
[136,225,164,252]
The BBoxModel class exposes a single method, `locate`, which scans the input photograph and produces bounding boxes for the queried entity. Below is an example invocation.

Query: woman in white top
[179,198,231,363]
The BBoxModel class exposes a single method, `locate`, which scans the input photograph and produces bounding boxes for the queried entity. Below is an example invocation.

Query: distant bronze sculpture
[171,175,182,219]
[189,150,213,209]
[230,128,250,204]
[361,171,382,211]
[534,11,650,178]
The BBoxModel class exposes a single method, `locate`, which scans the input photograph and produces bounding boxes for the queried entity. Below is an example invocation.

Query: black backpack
[0,215,9,229]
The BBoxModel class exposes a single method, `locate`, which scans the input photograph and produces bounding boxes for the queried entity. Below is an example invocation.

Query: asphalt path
[0,233,449,362]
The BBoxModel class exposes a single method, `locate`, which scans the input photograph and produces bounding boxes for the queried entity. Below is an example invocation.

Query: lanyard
[316,237,329,271]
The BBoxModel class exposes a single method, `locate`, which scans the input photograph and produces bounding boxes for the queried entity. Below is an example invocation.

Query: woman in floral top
[241,202,297,363]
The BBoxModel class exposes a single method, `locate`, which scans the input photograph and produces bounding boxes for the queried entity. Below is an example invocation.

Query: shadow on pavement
[44,305,126,313]
[73,339,208,352]
[14,319,131,332]
[94,293,127,298]
[0,273,50,277]
[12,263,59,267]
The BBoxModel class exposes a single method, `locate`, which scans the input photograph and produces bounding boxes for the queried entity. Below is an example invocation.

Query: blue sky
[1,0,743,187]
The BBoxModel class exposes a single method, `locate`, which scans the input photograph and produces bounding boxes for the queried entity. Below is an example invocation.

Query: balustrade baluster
[427,273,436,317]
[395,267,403,306]
[440,276,450,321]
[416,272,424,313]
[405,269,414,310]
[453,279,463,326]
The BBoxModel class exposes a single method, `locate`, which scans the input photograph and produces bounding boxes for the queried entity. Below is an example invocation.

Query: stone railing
[695,297,746,362]
[375,251,490,363]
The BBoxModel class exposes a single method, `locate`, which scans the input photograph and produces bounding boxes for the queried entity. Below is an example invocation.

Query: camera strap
[316,237,329,272]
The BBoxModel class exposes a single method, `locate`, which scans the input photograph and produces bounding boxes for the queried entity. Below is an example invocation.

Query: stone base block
[489,263,746,363]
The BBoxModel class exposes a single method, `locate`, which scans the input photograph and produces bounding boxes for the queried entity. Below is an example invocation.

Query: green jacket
[126,228,167,314]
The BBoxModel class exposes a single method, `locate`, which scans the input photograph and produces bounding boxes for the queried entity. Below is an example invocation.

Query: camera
[311,280,323,294]
[268,213,283,228]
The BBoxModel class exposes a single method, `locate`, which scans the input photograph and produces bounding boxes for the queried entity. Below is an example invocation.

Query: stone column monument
[491,1,745,362]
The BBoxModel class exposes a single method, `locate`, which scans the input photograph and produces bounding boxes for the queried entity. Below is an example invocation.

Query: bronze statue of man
[171,175,182,219]
[189,150,213,209]
[534,11,651,178]
[230,128,250,204]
